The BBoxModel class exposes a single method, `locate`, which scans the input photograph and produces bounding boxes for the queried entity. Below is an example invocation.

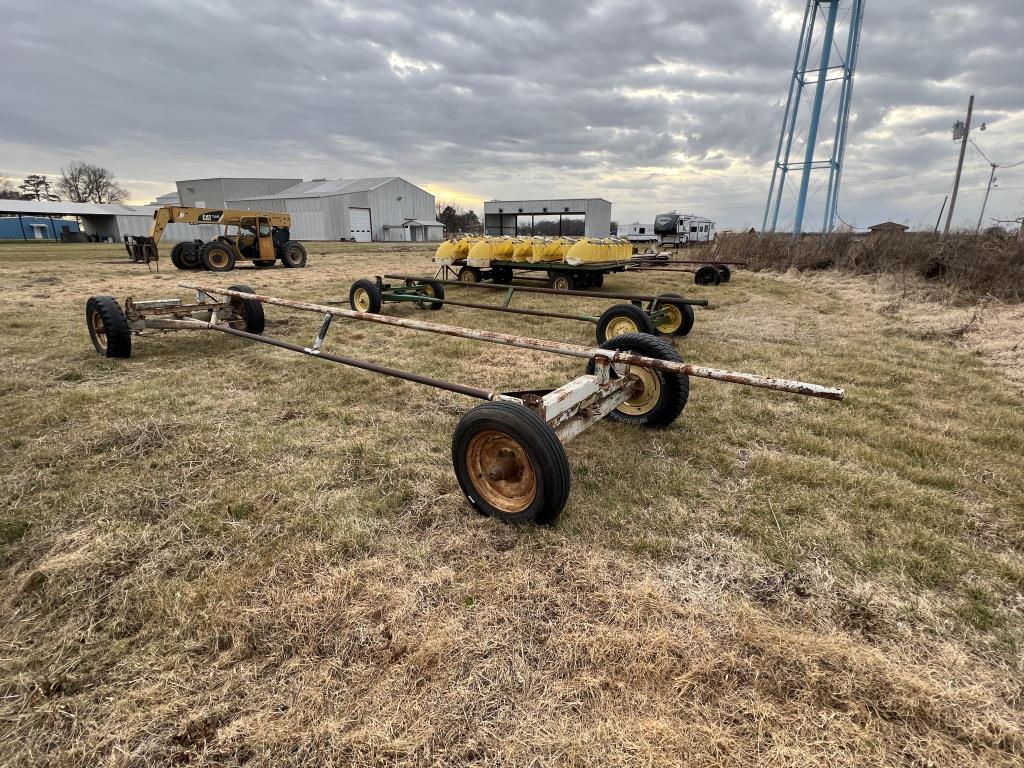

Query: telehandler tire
[280,241,307,268]
[201,242,236,272]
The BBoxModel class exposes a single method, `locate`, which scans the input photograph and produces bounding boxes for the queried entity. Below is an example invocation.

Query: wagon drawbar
[85,282,845,525]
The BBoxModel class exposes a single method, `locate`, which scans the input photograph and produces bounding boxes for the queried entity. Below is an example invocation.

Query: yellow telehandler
[124,206,307,272]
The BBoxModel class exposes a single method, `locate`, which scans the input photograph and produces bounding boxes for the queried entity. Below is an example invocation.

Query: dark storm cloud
[0,0,1021,228]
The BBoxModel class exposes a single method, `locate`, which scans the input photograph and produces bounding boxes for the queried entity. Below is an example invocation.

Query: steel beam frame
[763,0,865,234]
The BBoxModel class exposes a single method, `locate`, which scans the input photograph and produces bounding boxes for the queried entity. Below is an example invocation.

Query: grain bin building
[224,177,443,242]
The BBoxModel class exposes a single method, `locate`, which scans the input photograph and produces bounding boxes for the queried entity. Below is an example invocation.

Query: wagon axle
[84,282,844,525]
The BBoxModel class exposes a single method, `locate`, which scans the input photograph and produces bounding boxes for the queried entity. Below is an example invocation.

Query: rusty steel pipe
[382,294,601,323]
[179,319,502,401]
[631,258,749,267]
[628,266,700,275]
[181,283,845,401]
[383,274,709,306]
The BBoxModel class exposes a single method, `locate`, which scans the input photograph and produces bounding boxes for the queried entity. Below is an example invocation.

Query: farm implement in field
[628,252,749,285]
[346,274,708,343]
[85,282,844,525]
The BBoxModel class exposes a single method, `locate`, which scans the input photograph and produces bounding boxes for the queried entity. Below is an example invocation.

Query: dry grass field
[1,241,1022,767]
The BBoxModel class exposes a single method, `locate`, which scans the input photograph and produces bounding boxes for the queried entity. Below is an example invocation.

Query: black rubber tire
[459,266,481,283]
[591,272,604,288]
[86,296,132,358]
[585,333,688,428]
[717,265,732,283]
[349,279,383,313]
[227,284,265,334]
[595,303,656,344]
[649,293,695,337]
[170,242,187,270]
[694,265,721,286]
[417,280,445,310]
[179,242,202,269]
[492,267,513,284]
[280,241,307,268]
[452,402,571,526]
[200,241,236,272]
[548,272,576,291]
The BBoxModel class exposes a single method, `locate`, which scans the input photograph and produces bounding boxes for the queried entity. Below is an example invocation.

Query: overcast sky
[1,0,1022,231]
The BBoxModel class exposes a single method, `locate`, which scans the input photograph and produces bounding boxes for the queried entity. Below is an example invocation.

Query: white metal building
[484,198,612,238]
[225,177,443,242]
[175,178,303,209]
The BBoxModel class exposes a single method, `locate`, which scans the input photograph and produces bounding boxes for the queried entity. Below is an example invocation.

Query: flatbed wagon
[435,258,634,291]
[84,282,844,525]
[347,274,707,342]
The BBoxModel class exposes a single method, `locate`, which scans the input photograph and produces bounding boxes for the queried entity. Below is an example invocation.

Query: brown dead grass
[1,241,1022,767]
[711,230,1024,303]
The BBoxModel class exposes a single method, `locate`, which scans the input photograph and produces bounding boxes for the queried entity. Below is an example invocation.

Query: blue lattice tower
[763,0,866,234]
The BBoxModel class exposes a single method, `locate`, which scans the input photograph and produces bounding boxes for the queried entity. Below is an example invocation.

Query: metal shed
[0,199,224,241]
[0,200,218,243]
[226,177,443,242]
[484,198,612,238]
[175,178,302,209]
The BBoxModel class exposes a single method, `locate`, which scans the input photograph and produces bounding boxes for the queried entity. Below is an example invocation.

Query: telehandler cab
[123,206,308,272]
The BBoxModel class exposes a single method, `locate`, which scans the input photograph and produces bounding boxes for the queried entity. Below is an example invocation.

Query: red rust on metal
[180,282,846,401]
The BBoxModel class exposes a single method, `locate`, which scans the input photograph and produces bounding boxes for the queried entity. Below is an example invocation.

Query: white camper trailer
[653,213,716,247]
[616,222,659,245]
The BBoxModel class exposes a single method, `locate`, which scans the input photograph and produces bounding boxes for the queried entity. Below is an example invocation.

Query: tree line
[436,201,482,234]
[0,161,130,204]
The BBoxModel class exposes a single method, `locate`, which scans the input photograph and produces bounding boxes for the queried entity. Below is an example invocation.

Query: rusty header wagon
[85,283,844,525]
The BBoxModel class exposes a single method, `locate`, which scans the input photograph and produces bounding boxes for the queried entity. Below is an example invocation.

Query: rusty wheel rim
[553,278,570,291]
[460,269,477,283]
[654,304,682,334]
[465,429,537,514]
[209,249,230,269]
[352,288,371,312]
[606,315,640,339]
[616,365,660,415]
[90,310,107,350]
[228,298,246,329]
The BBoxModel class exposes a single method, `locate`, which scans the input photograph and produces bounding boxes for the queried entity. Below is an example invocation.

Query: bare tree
[59,161,130,204]
[18,174,59,201]
[0,174,23,200]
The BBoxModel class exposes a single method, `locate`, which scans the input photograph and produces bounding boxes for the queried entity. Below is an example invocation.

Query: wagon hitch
[85,282,845,526]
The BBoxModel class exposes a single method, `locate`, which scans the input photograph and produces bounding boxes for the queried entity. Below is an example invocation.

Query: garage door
[349,208,372,242]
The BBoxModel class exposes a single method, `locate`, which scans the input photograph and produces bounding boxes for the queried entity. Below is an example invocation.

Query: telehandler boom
[124,205,307,272]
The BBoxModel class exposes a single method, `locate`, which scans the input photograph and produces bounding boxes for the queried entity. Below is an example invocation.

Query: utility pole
[943,94,974,237]
[976,163,997,232]
[933,195,948,233]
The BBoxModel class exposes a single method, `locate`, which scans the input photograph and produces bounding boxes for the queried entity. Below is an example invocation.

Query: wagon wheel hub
[352,288,372,312]
[615,365,660,415]
[466,430,536,513]
[606,315,639,339]
[90,311,107,350]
